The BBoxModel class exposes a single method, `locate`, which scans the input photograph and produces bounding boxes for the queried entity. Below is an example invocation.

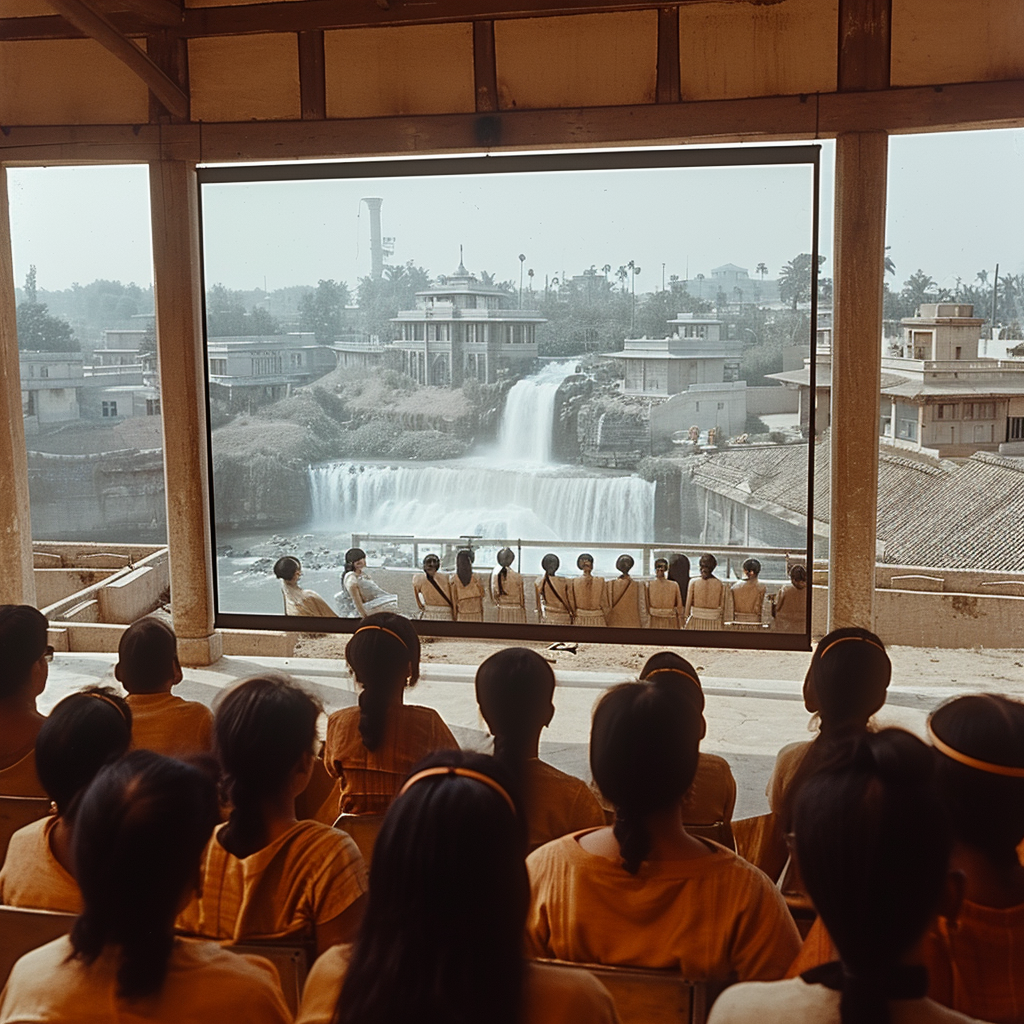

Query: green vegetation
[16,266,79,352]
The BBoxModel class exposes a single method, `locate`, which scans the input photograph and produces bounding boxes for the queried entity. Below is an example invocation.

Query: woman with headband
[638,654,737,838]
[768,626,892,832]
[179,673,367,956]
[295,751,617,1024]
[526,673,799,980]
[0,686,131,913]
[919,694,1024,1023]
[323,612,457,815]
[709,729,978,1024]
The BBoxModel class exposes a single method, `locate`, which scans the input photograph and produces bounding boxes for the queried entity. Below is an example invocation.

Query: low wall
[746,386,799,416]
[874,588,1024,649]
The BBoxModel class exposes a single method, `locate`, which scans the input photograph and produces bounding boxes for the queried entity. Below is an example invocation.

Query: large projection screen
[201,146,820,649]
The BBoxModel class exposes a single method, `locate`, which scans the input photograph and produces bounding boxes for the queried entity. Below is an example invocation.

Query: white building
[206,334,338,407]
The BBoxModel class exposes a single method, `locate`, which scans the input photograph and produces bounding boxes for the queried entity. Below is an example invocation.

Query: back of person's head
[793,729,951,1024]
[71,750,219,1000]
[638,652,706,714]
[345,613,421,752]
[273,555,300,581]
[929,694,1024,861]
[591,675,703,874]
[495,548,514,596]
[541,552,559,575]
[615,554,633,575]
[790,564,807,585]
[214,672,322,857]
[335,750,526,1024]
[667,553,690,588]
[698,553,716,578]
[475,648,555,783]
[805,627,892,733]
[36,687,132,817]
[115,617,179,695]
[742,557,761,577]
[456,548,474,586]
[577,552,594,570]
[0,604,49,700]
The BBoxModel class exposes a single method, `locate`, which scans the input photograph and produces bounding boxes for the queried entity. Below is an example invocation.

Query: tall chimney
[362,197,384,280]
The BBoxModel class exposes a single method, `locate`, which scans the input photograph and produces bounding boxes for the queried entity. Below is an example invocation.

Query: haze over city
[7,129,1024,297]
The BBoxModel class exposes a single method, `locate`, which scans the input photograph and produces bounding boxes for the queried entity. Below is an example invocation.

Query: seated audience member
[275,556,338,618]
[296,750,618,1024]
[921,694,1024,1023]
[0,750,292,1024]
[115,617,214,758]
[768,627,891,829]
[0,605,51,797]
[323,613,457,816]
[0,687,131,913]
[639,653,737,834]
[179,673,367,956]
[475,648,604,852]
[708,729,986,1024]
[525,673,800,980]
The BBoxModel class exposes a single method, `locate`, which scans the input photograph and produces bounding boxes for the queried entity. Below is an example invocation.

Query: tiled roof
[689,441,1024,571]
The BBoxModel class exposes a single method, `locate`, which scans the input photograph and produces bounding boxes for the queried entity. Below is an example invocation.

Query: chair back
[227,941,310,1015]
[0,796,53,863]
[333,813,385,864]
[732,812,788,882]
[0,905,77,990]
[533,958,715,1024]
[684,821,735,852]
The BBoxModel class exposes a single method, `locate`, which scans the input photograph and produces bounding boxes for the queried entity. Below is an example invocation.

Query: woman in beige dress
[568,553,608,627]
[490,548,527,625]
[605,554,645,629]
[450,549,487,622]
[274,556,337,618]
[412,554,454,621]
[646,557,684,628]
[729,557,766,628]
[534,554,573,627]
[684,553,726,630]
[772,564,808,633]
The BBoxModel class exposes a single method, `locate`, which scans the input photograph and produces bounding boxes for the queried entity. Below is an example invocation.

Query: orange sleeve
[785,916,836,978]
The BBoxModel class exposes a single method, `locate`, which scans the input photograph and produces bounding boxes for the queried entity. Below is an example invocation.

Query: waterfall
[308,460,655,543]
[497,360,577,464]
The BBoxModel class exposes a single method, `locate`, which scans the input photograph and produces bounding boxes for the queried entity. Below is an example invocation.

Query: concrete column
[829,132,888,631]
[0,166,36,606]
[149,161,222,665]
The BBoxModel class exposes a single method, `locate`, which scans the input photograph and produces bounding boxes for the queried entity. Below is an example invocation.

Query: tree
[901,269,938,313]
[298,279,350,342]
[756,262,768,281]
[778,253,826,311]
[206,283,282,337]
[356,261,431,341]
[16,266,78,351]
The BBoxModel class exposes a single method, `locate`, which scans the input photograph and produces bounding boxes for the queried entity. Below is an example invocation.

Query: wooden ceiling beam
[46,0,189,118]
[1,79,1023,166]
[838,0,891,93]
[101,0,183,28]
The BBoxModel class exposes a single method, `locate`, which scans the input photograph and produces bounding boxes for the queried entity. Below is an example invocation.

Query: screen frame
[198,143,820,650]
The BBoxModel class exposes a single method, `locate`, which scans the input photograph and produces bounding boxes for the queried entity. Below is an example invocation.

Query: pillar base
[177,631,224,667]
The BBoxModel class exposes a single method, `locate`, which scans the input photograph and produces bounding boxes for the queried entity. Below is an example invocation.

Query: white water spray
[497,360,577,463]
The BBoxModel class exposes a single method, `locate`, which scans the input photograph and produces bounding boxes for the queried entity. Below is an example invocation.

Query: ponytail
[346,613,421,753]
[612,808,652,875]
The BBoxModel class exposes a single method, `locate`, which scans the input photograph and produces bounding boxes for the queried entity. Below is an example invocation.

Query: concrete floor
[43,644,1016,818]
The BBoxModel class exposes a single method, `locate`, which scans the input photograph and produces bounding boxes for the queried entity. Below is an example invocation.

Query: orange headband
[88,691,129,723]
[644,667,702,689]
[819,635,887,659]
[927,721,1024,778]
[399,766,517,816]
[353,624,408,649]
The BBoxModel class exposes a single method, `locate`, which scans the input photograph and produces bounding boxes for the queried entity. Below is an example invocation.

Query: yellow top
[0,935,292,1024]
[0,814,81,913]
[296,943,620,1024]
[178,820,367,946]
[324,703,458,816]
[0,750,45,798]
[524,759,606,853]
[526,829,801,981]
[126,692,214,758]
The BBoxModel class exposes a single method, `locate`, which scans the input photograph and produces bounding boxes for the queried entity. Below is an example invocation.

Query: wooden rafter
[101,0,183,28]
[46,0,189,117]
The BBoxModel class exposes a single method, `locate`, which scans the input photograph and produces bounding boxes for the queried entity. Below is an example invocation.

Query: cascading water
[307,361,655,544]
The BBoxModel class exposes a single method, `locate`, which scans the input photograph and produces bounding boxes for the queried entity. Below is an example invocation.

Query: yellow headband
[399,766,517,816]
[819,635,887,659]
[644,667,702,689]
[353,624,408,649]
[927,722,1024,778]
[88,691,129,723]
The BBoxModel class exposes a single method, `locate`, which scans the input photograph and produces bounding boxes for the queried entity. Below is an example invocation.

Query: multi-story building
[206,334,337,407]
[390,260,545,385]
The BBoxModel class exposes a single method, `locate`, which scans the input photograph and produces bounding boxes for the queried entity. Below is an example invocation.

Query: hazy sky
[6,129,1023,297]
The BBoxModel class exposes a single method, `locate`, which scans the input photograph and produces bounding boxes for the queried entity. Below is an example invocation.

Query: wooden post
[149,160,222,665]
[829,131,888,631]
[0,166,36,606]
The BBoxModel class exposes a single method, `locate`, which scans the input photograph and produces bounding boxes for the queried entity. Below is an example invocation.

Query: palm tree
[756,262,768,281]
[884,246,896,276]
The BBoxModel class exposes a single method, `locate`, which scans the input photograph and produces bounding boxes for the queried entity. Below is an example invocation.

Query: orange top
[126,692,214,758]
[0,814,81,913]
[524,759,606,853]
[323,703,459,815]
[0,749,45,798]
[526,829,801,981]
